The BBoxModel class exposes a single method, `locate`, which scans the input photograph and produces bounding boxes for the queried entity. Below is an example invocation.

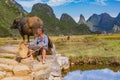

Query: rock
[0,45,18,53]
[13,64,30,76]
[48,75,54,80]
[0,71,6,79]
[53,77,61,80]
[31,62,49,71]
[0,58,18,65]
[2,76,32,80]
[20,58,36,66]
[32,70,46,80]
[0,53,16,58]
[2,77,23,80]
[6,72,13,77]
[78,14,86,24]
[0,64,13,71]
[50,72,60,77]
[47,64,62,80]
[57,56,69,70]
[48,72,61,80]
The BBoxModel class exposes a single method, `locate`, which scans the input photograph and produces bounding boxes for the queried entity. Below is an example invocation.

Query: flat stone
[32,70,46,80]
[13,64,30,76]
[0,64,13,71]
[0,44,18,53]
[6,72,13,77]
[57,56,69,69]
[2,76,32,80]
[48,75,54,80]
[2,77,23,80]
[0,53,16,58]
[53,77,61,80]
[50,72,60,77]
[31,62,49,71]
[0,71,6,79]
[21,58,37,65]
[0,58,18,65]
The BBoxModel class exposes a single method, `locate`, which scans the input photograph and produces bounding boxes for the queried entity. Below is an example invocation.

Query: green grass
[0,34,120,58]
[0,38,22,46]
[50,34,120,57]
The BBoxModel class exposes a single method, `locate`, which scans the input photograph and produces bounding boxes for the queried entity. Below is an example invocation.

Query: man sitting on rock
[28,28,48,64]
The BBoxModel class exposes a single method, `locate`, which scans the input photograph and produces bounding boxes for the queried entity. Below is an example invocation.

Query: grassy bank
[0,34,120,65]
[50,34,120,57]
[50,34,120,65]
[0,34,120,58]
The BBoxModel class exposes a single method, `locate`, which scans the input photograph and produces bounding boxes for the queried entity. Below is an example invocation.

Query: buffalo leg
[22,35,25,41]
[27,35,30,42]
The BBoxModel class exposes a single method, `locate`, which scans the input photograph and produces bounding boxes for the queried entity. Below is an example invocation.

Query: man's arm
[29,37,38,46]
[43,35,48,47]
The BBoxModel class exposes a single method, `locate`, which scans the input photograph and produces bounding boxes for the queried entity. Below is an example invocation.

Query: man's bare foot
[42,60,46,64]
[28,55,34,60]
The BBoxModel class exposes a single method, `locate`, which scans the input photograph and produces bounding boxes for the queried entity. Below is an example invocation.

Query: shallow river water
[64,65,120,80]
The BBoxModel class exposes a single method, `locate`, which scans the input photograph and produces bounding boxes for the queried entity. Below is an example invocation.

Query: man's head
[37,28,44,35]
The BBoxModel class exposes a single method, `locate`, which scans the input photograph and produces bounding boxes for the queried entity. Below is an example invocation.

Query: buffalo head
[11,19,20,29]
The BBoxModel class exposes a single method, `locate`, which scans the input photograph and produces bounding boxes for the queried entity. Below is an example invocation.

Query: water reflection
[64,68,120,80]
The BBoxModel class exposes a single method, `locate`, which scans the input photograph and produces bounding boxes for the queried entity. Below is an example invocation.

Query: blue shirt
[29,34,48,47]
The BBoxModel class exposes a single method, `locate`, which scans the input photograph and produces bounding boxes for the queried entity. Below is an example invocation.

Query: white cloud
[15,0,41,8]
[16,0,83,7]
[16,0,108,8]
[47,0,85,6]
[73,16,80,22]
[91,0,107,6]
[47,0,72,6]
[15,0,84,12]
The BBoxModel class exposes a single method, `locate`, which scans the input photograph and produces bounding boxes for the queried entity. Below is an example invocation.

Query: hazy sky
[15,0,120,22]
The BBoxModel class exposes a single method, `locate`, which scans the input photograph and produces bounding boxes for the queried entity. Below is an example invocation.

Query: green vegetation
[50,34,120,57]
[28,3,91,35]
[0,1,91,37]
[0,0,26,37]
[0,34,120,58]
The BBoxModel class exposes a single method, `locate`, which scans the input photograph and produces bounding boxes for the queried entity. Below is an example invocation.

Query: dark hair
[38,28,44,33]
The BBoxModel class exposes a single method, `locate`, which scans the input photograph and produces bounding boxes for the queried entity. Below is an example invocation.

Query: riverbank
[51,34,120,66]
[69,56,120,66]
[0,44,69,80]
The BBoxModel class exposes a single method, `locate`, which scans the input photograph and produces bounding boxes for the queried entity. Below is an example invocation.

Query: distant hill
[78,14,86,25]
[87,13,120,33]
[0,0,27,37]
[28,3,60,35]
[1,0,120,37]
[28,3,91,35]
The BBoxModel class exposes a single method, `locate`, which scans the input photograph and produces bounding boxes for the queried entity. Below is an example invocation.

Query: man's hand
[24,41,29,45]
[23,41,29,47]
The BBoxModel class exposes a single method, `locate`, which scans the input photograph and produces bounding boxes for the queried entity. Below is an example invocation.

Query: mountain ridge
[87,12,120,33]
[0,0,27,37]
[28,3,91,35]
[0,1,120,37]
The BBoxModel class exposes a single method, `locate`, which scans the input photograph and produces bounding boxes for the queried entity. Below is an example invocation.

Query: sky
[15,0,120,22]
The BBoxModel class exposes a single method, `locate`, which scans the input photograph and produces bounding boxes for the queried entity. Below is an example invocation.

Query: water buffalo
[11,16,43,42]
